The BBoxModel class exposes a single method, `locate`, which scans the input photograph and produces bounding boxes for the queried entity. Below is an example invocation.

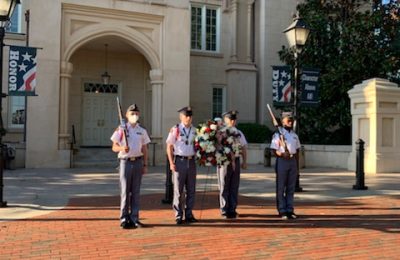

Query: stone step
[73,148,118,168]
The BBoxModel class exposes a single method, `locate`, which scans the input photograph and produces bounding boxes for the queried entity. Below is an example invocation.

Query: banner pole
[23,10,30,142]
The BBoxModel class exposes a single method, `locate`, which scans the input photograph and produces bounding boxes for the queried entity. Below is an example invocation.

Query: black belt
[278,154,295,160]
[175,155,195,160]
[121,156,143,162]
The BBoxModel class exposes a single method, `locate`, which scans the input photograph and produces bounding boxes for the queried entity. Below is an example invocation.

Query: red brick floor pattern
[1,192,399,259]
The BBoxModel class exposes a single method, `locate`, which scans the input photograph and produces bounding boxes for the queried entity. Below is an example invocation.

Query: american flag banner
[8,45,38,96]
[272,66,292,104]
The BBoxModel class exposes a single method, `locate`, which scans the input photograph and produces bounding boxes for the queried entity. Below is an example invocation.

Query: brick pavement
[1,191,399,259]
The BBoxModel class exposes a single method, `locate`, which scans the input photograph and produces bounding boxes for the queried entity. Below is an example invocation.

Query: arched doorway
[69,36,152,147]
[59,4,164,152]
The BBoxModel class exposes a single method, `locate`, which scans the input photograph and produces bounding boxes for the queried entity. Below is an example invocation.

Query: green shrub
[237,123,273,143]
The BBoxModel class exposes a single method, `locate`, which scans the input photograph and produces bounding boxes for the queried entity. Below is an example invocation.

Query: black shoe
[226,212,237,219]
[120,221,134,229]
[176,218,184,225]
[133,221,145,228]
[221,212,228,219]
[186,216,198,223]
[287,212,298,219]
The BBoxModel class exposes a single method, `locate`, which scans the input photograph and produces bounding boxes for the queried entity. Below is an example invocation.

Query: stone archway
[59,3,164,149]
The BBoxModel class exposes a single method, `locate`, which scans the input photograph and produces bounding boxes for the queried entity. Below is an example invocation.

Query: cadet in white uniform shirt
[111,104,151,229]
[166,106,198,225]
[270,111,300,220]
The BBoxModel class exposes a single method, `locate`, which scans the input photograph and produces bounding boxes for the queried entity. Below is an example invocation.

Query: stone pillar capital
[60,61,73,78]
[150,69,163,83]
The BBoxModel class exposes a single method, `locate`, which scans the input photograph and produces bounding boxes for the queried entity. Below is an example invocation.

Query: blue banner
[301,68,320,106]
[8,45,38,96]
[272,66,292,106]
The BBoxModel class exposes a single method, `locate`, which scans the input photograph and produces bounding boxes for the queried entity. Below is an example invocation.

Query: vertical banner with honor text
[8,45,38,96]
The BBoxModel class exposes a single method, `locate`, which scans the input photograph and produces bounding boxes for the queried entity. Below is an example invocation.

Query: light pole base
[295,187,304,192]
[161,199,172,204]
[0,201,7,207]
[353,185,368,190]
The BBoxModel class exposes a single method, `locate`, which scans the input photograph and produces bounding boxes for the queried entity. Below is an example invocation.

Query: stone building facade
[2,0,298,167]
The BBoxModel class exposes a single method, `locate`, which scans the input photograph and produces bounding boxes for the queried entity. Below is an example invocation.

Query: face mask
[128,114,139,124]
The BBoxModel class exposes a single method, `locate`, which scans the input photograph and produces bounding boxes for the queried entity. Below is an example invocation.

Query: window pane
[205,8,217,51]
[9,96,25,127]
[212,88,224,119]
[6,5,20,33]
[191,7,203,50]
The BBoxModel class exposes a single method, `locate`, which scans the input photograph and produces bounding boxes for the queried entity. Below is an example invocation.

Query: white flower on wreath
[233,143,241,157]
[206,144,216,153]
[224,147,231,154]
[210,124,217,131]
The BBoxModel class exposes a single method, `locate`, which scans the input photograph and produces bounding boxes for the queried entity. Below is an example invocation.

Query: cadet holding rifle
[111,101,151,229]
[268,105,300,220]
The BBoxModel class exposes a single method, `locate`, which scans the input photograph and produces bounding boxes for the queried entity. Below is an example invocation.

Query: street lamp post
[0,0,21,208]
[283,12,310,192]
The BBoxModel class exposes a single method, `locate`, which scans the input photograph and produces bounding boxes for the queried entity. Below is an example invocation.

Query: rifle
[117,97,129,146]
[266,104,289,155]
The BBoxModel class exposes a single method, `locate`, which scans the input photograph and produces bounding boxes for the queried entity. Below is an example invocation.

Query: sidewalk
[1,165,399,221]
[1,165,399,259]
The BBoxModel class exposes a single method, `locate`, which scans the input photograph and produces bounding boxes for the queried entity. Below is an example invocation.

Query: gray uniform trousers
[173,157,197,219]
[217,157,241,214]
[275,157,297,214]
[119,158,143,223]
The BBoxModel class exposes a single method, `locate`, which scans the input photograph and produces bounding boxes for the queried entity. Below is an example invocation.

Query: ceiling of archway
[79,36,140,54]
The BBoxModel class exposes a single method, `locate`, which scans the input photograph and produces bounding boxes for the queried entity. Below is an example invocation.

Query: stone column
[347,78,400,173]
[246,0,255,63]
[150,69,163,138]
[230,0,238,61]
[59,61,73,150]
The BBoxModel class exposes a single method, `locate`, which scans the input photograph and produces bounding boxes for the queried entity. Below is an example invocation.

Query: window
[6,3,22,33]
[8,96,25,128]
[84,83,118,94]
[212,87,226,119]
[191,5,220,52]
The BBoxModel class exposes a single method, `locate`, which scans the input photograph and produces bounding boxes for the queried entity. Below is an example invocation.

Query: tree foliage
[279,0,400,144]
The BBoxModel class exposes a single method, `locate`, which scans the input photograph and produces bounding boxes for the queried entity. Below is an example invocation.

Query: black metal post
[353,139,368,190]
[294,52,303,192]
[23,10,30,142]
[0,26,7,207]
[161,156,173,204]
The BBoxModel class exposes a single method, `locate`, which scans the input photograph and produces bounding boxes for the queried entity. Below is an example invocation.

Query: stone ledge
[190,50,224,58]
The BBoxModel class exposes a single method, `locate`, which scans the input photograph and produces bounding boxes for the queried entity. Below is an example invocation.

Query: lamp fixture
[283,12,311,54]
[101,43,111,85]
[0,0,20,27]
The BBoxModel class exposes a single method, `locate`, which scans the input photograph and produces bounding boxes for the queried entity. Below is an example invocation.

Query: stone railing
[246,143,351,169]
